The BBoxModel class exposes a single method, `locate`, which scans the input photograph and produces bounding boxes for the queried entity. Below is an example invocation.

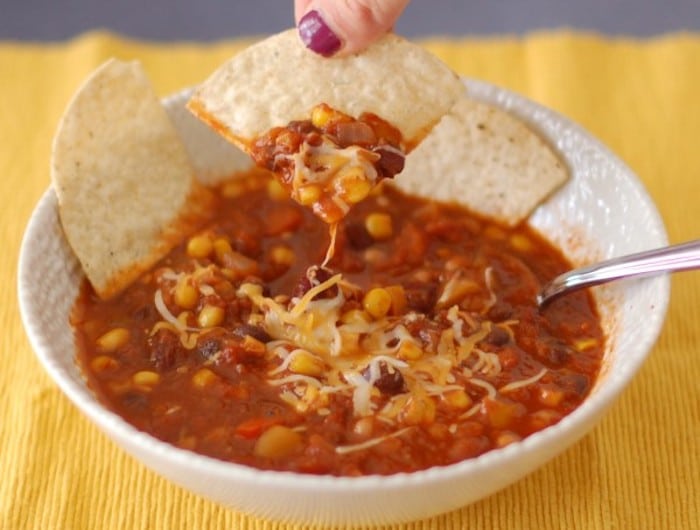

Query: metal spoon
[537,239,700,306]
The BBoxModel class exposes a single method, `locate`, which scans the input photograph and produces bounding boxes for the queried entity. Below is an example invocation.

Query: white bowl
[18,80,669,526]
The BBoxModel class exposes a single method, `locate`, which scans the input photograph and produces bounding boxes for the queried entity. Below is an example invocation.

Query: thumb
[296,0,410,57]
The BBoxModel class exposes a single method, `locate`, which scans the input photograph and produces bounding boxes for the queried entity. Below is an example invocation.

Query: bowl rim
[18,78,670,493]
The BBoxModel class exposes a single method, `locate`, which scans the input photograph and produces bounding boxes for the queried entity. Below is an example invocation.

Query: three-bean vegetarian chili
[73,170,604,476]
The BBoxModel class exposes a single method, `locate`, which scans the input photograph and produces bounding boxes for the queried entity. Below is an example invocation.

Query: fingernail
[298,9,342,57]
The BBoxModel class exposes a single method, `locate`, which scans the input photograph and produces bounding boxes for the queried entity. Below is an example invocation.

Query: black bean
[197,338,221,361]
[560,373,590,397]
[121,392,148,411]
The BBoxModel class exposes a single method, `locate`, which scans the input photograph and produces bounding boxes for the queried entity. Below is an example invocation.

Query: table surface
[3,4,700,530]
[3,0,700,41]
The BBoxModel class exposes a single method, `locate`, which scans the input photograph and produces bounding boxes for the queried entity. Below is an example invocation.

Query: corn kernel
[363,288,392,319]
[538,386,565,407]
[241,335,266,355]
[192,368,220,388]
[96,328,130,353]
[222,179,247,198]
[509,233,533,252]
[133,370,160,387]
[495,431,522,448]
[174,279,198,309]
[346,179,372,204]
[289,351,325,377]
[369,180,385,196]
[363,248,386,264]
[339,330,360,353]
[313,153,348,174]
[266,178,288,201]
[213,238,234,262]
[270,245,295,267]
[198,305,225,328]
[574,338,599,351]
[529,409,563,430]
[364,212,393,240]
[275,130,299,151]
[337,167,372,204]
[177,311,192,328]
[443,389,472,409]
[90,355,119,373]
[385,285,407,315]
[401,394,436,425]
[353,417,374,438]
[311,104,334,128]
[484,225,506,240]
[254,425,302,459]
[435,276,480,309]
[186,234,213,259]
[444,256,470,272]
[340,309,371,326]
[296,385,323,413]
[297,185,321,206]
[483,398,522,429]
[397,341,423,360]
[177,435,197,450]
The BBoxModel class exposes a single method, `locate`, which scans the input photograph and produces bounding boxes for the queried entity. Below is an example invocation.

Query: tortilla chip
[395,97,569,226]
[51,59,213,300]
[187,29,463,151]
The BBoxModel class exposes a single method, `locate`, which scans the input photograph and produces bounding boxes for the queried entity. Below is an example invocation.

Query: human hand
[295,0,410,57]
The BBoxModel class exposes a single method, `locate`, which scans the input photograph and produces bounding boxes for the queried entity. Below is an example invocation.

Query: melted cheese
[233,260,551,435]
[335,427,412,455]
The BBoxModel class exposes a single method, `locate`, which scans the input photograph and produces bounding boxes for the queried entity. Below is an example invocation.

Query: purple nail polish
[298,9,342,57]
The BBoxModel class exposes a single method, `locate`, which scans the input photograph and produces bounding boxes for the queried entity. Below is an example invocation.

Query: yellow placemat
[2,30,699,529]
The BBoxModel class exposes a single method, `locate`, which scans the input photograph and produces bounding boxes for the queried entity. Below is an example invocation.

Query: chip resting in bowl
[397,96,568,226]
[187,29,464,222]
[51,59,213,299]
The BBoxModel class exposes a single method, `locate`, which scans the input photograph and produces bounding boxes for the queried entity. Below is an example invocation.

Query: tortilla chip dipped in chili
[51,59,213,299]
[187,29,464,222]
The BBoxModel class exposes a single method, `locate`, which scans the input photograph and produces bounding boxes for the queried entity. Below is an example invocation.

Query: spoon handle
[538,239,700,305]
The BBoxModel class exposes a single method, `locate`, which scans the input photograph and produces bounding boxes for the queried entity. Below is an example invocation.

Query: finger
[297,0,410,57]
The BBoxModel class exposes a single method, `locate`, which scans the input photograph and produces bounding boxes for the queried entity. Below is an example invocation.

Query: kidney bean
[374,147,405,178]
[362,362,405,395]
[149,329,183,371]
[345,222,374,250]
[232,324,271,343]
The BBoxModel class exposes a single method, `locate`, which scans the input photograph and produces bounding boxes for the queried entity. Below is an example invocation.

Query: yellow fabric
[2,30,699,529]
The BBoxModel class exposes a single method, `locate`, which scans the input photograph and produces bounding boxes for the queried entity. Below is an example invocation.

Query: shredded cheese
[335,427,412,455]
[153,289,198,332]
[321,223,338,268]
[482,267,497,313]
[468,378,498,399]
[500,368,547,393]
[237,268,535,427]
